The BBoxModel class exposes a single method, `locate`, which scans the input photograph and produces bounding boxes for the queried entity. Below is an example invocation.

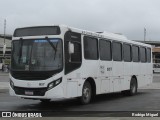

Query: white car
[153,63,160,73]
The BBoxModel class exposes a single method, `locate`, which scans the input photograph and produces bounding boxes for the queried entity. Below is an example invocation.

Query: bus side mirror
[68,42,74,54]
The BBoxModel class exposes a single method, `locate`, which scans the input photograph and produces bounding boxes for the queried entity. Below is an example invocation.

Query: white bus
[9,25,152,104]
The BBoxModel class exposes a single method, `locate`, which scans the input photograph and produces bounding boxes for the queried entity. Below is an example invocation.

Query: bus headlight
[10,79,14,89]
[47,78,62,90]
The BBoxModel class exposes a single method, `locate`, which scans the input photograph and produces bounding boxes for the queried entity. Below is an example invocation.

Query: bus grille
[13,86,47,96]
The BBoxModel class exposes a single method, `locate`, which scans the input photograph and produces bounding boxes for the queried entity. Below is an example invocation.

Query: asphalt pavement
[0,71,9,90]
[1,73,160,119]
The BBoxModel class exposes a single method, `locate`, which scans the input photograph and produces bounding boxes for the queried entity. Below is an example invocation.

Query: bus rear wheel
[122,78,137,96]
[80,81,92,104]
[130,78,137,95]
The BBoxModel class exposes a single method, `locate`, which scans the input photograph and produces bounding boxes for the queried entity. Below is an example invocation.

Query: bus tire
[40,99,51,103]
[128,78,137,96]
[122,78,137,96]
[80,81,92,104]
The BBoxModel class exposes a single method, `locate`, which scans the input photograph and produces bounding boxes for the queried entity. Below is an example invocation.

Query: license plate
[25,91,33,95]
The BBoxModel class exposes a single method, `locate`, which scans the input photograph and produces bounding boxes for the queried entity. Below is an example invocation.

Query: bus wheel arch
[80,77,96,104]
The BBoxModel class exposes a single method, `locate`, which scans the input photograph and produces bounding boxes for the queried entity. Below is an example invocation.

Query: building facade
[136,41,160,63]
[0,35,11,65]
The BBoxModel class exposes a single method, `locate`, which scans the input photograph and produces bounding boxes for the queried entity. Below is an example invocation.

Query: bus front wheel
[80,81,92,104]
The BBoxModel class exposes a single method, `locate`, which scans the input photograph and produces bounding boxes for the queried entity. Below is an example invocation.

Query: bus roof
[13,25,151,48]
[61,25,151,48]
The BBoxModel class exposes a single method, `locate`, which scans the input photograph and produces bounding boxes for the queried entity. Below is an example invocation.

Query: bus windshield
[11,38,63,71]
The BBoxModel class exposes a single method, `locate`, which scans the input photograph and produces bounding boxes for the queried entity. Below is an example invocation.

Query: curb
[0,82,9,90]
[138,83,160,90]
[0,74,9,76]
[0,89,8,93]
[0,73,9,76]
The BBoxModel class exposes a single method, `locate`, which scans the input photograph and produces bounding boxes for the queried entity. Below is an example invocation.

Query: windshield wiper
[45,37,57,52]
[18,38,23,63]
[54,42,59,60]
[45,37,59,60]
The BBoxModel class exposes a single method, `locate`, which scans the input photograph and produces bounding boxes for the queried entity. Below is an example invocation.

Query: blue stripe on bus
[34,39,59,43]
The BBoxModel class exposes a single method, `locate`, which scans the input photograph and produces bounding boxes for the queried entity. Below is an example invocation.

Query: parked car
[153,63,160,73]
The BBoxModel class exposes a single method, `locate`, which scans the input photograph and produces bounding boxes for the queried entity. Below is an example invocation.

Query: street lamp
[3,19,6,57]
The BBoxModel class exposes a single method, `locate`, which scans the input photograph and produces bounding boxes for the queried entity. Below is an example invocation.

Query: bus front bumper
[9,84,65,100]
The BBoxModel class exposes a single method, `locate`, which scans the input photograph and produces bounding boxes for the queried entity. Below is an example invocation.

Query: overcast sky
[0,0,160,41]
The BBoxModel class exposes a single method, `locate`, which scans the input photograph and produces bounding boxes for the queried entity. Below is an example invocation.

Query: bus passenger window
[140,47,146,63]
[123,43,131,62]
[112,42,122,61]
[132,45,139,62]
[70,42,81,62]
[84,36,98,60]
[99,39,112,61]
[147,48,151,63]
[64,31,82,74]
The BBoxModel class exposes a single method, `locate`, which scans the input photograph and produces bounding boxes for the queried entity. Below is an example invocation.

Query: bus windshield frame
[11,38,63,72]
[13,26,61,37]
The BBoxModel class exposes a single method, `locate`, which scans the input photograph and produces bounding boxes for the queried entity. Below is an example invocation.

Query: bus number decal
[100,65,105,74]
[107,67,112,71]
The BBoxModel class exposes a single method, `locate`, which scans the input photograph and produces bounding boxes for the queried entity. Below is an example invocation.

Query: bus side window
[83,36,98,60]
[70,42,81,62]
[132,45,140,62]
[123,43,131,62]
[147,48,151,63]
[64,31,82,74]
[140,47,147,63]
[112,42,122,61]
[99,39,112,61]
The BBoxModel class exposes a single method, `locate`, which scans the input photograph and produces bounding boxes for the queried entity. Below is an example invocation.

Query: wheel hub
[83,88,90,100]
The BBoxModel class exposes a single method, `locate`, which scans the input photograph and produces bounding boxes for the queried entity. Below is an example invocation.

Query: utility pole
[4,19,6,44]
[3,19,6,57]
[144,28,146,41]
